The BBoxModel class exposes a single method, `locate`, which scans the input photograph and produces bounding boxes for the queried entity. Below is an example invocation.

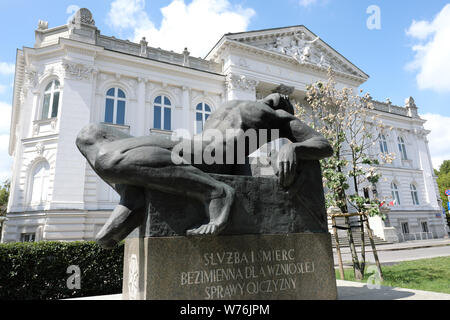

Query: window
[410,184,420,205]
[391,182,401,206]
[421,221,429,233]
[379,134,388,153]
[195,102,212,134]
[401,222,410,234]
[398,136,408,160]
[21,233,36,242]
[42,80,60,119]
[104,88,126,125]
[153,95,172,131]
[363,188,370,200]
[29,161,50,205]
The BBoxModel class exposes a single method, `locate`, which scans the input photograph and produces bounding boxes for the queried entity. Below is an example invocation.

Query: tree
[298,70,391,280]
[436,162,450,216]
[439,160,450,175]
[0,179,10,217]
[0,179,10,237]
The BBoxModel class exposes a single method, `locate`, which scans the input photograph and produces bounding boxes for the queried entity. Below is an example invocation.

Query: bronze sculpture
[76,93,333,248]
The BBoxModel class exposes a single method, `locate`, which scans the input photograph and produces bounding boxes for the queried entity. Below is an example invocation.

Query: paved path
[333,238,450,266]
[70,281,450,300]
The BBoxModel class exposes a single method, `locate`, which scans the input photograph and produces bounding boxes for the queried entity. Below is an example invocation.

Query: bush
[0,241,124,300]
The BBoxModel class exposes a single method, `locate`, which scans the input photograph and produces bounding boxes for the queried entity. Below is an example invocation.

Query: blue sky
[0,0,449,181]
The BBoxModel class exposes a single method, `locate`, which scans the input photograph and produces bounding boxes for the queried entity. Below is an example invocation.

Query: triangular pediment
[207,25,369,81]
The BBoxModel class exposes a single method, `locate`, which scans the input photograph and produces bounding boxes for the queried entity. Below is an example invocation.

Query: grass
[336,256,450,294]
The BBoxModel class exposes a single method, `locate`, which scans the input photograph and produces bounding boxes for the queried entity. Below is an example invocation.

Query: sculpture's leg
[95,144,235,238]
[95,185,146,249]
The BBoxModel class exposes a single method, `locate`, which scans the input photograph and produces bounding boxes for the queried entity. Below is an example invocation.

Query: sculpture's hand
[276,143,297,188]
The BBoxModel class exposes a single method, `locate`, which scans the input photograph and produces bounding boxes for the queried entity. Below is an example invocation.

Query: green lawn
[336,256,450,294]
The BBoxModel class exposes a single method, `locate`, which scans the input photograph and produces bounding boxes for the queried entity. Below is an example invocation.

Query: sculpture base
[122,233,337,300]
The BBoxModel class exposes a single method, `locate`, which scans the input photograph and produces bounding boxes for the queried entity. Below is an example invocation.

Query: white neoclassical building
[2,8,447,243]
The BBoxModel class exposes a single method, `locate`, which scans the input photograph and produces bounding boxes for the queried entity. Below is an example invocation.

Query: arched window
[379,134,388,154]
[42,80,60,119]
[29,161,50,205]
[391,182,401,206]
[153,95,172,131]
[398,136,408,160]
[104,88,126,125]
[410,184,419,205]
[195,102,212,134]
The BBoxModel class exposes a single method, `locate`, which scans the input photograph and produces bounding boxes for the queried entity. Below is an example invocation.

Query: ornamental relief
[96,72,139,100]
[255,31,355,75]
[226,74,259,92]
[24,67,39,89]
[63,62,94,81]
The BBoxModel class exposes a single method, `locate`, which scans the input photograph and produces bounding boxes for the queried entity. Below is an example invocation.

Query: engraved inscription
[179,248,316,299]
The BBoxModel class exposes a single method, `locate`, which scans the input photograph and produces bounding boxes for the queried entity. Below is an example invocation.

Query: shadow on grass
[337,284,415,300]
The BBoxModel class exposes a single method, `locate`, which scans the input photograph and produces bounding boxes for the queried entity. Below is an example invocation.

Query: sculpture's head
[76,123,130,164]
[261,93,295,115]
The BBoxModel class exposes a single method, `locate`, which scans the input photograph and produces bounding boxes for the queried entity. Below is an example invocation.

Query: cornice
[210,38,368,85]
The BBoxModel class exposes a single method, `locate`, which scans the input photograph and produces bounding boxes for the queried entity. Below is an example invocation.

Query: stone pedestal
[144,161,328,237]
[121,162,336,300]
[123,233,337,300]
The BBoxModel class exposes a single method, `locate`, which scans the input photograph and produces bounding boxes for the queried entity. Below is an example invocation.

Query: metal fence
[397,232,435,242]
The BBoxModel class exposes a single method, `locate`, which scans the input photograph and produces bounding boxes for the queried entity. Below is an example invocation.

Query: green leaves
[436,166,450,215]
[302,70,386,217]
[0,241,124,300]
[0,180,10,217]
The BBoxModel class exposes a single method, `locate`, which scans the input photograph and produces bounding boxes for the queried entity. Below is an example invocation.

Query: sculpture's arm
[287,118,333,160]
[275,110,333,188]
[276,110,333,160]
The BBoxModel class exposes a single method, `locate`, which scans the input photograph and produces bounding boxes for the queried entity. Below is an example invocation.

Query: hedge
[0,241,124,300]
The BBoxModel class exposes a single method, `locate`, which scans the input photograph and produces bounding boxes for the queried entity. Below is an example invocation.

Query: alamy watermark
[66,265,81,290]
[366,265,382,290]
[170,128,284,166]
[366,5,381,30]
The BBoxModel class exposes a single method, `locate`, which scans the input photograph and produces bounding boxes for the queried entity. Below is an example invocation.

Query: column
[225,74,259,101]
[136,77,146,136]
[181,86,191,134]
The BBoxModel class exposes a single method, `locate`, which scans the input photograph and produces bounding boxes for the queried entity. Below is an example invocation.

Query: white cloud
[106,0,255,57]
[421,113,450,170]
[0,102,12,182]
[0,101,11,134]
[0,134,12,182]
[0,62,15,76]
[406,4,450,92]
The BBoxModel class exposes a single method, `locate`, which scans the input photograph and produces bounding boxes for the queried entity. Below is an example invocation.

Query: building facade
[2,8,447,243]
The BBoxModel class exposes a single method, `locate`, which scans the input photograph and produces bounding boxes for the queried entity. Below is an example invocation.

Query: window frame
[401,222,410,235]
[379,134,389,154]
[27,160,50,206]
[421,221,429,233]
[104,87,127,125]
[20,233,36,243]
[41,80,61,120]
[410,184,420,205]
[153,95,172,131]
[391,182,401,206]
[397,136,408,160]
[195,102,212,134]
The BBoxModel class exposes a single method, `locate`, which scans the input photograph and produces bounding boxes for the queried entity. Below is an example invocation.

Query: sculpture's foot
[96,236,118,249]
[95,204,134,249]
[186,223,223,236]
[186,185,235,236]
